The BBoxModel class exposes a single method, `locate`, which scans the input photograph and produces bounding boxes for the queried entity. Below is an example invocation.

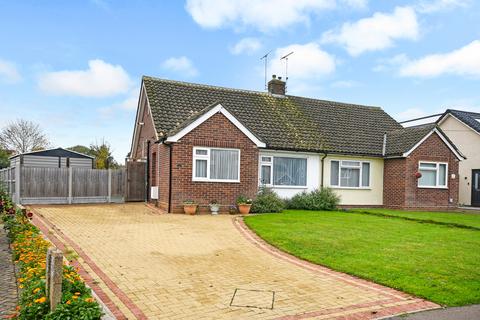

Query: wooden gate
[126,161,146,202]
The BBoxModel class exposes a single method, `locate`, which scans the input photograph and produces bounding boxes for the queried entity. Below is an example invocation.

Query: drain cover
[230,289,275,310]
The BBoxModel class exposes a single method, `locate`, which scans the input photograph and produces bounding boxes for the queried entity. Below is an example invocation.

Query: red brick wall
[156,143,170,211]
[133,101,157,160]
[384,132,460,210]
[169,112,259,213]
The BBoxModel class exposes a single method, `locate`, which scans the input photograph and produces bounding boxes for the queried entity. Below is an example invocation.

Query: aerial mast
[280,51,294,93]
[260,50,272,91]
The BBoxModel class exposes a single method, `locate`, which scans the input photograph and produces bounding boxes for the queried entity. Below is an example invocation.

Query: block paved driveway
[31,204,438,320]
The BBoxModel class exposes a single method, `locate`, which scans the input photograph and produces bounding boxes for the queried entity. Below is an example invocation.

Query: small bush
[286,188,340,211]
[251,187,285,213]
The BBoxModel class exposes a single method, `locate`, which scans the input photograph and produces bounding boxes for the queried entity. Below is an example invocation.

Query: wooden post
[68,167,73,204]
[48,249,63,311]
[108,169,112,203]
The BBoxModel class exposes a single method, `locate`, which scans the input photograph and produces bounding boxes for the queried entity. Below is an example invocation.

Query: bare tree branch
[0,119,50,154]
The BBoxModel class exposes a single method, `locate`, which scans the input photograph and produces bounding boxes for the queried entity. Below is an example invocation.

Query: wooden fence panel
[21,167,69,198]
[111,169,125,199]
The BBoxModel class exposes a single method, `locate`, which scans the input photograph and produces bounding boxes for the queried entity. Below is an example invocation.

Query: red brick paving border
[234,217,440,320]
[31,211,149,320]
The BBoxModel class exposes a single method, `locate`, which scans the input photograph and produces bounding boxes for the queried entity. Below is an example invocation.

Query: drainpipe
[167,144,173,213]
[146,140,151,202]
[320,153,328,189]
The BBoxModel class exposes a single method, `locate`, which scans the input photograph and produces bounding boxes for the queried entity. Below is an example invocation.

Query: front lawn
[350,208,480,229]
[244,210,480,306]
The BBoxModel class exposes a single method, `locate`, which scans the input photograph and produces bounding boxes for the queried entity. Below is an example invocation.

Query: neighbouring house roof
[9,147,94,159]
[384,124,465,160]
[142,76,403,156]
[437,109,480,135]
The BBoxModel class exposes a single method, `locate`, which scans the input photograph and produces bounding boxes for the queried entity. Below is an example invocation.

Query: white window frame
[258,154,308,188]
[330,159,371,189]
[418,161,448,189]
[192,147,241,183]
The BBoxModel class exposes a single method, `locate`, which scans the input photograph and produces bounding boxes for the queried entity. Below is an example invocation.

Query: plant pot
[238,204,252,215]
[183,204,197,215]
[209,204,220,215]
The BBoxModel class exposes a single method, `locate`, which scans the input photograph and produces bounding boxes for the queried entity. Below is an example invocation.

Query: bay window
[330,160,370,188]
[418,162,447,188]
[192,147,240,182]
[260,155,307,187]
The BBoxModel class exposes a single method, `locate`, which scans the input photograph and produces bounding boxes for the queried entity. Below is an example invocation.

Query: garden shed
[9,148,94,168]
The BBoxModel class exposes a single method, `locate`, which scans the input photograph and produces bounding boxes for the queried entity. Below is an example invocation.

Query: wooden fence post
[68,167,73,204]
[47,248,63,312]
[108,169,112,203]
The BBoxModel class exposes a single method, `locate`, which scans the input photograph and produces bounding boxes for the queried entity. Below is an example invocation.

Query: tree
[68,145,93,157]
[0,149,10,169]
[0,119,50,154]
[89,140,119,169]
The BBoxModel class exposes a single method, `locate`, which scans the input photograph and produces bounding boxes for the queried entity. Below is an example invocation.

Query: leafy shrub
[236,195,252,205]
[1,190,102,320]
[286,188,340,211]
[251,187,285,213]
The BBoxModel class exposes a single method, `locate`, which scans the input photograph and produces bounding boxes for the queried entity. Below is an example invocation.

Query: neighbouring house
[435,110,480,207]
[129,75,464,213]
[9,148,94,169]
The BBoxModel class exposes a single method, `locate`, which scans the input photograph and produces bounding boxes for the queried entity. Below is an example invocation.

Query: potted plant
[228,205,238,215]
[183,200,198,215]
[209,200,220,215]
[236,195,253,215]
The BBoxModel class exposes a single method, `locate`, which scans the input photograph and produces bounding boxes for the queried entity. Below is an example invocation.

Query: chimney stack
[267,74,286,95]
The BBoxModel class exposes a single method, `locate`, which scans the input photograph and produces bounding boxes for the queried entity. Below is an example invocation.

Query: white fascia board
[402,128,465,160]
[165,104,266,148]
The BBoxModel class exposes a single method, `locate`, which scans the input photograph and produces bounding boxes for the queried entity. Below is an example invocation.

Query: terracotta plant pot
[238,204,252,215]
[183,204,197,215]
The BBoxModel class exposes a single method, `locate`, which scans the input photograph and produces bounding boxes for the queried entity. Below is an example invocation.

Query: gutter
[320,153,328,189]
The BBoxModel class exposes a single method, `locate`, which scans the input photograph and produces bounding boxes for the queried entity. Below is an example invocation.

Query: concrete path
[0,225,18,318]
[386,305,480,320]
[31,204,439,320]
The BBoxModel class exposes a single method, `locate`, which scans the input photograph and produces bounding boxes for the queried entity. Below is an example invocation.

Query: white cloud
[118,88,140,110]
[269,43,336,80]
[373,54,409,72]
[38,59,132,97]
[395,108,429,121]
[322,6,419,56]
[400,40,480,78]
[161,56,198,77]
[0,59,22,83]
[185,0,366,32]
[230,38,262,55]
[417,0,471,13]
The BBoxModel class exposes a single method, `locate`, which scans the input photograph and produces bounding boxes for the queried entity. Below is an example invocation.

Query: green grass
[244,210,480,306]
[350,208,480,229]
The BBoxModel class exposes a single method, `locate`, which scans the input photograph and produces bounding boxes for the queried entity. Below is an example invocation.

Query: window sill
[417,186,448,189]
[330,186,371,190]
[261,185,308,189]
[193,179,240,183]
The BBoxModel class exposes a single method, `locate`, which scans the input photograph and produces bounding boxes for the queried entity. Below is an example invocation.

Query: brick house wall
[167,112,259,213]
[133,97,157,160]
[383,132,459,210]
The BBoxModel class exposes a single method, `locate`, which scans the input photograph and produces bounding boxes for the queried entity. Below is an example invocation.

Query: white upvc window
[192,147,240,182]
[418,162,448,188]
[330,160,370,189]
[259,155,307,187]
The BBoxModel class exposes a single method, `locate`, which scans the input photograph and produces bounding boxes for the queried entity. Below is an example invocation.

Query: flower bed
[0,190,102,319]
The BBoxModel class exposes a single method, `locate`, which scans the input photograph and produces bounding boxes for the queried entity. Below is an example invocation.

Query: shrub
[286,188,340,211]
[251,187,285,213]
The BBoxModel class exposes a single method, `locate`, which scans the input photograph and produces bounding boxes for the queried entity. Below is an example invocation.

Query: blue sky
[1,0,479,161]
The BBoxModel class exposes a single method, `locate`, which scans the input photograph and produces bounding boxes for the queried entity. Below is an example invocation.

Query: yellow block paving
[33,204,410,319]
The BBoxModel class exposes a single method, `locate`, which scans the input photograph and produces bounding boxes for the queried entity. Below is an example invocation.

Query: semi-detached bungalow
[129,75,464,213]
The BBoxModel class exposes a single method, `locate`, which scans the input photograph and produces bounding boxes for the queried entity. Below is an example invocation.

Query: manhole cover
[230,289,275,310]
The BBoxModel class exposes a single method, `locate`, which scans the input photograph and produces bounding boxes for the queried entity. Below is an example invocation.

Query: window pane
[362,163,370,187]
[261,165,271,185]
[273,157,307,186]
[330,161,339,186]
[342,161,360,167]
[340,168,360,187]
[261,156,272,163]
[210,149,239,180]
[420,163,436,169]
[195,159,207,178]
[195,149,208,155]
[419,169,436,186]
[439,164,447,186]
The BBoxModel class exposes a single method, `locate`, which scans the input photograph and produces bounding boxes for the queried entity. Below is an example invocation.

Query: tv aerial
[280,51,294,92]
[260,50,272,91]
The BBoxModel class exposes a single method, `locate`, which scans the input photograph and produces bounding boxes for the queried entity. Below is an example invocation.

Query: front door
[472,170,480,207]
